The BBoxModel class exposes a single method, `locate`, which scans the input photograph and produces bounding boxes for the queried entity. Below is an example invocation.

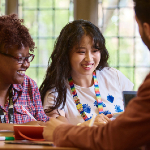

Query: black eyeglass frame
[0,51,35,64]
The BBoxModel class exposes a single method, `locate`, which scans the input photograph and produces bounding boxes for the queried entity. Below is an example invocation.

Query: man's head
[133,0,150,49]
[134,0,150,24]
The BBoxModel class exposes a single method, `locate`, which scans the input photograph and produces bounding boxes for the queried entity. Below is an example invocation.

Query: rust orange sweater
[53,73,150,150]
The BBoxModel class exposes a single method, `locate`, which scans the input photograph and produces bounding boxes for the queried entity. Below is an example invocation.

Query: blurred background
[0,0,150,90]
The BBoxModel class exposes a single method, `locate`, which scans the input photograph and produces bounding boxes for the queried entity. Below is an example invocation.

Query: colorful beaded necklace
[68,71,103,121]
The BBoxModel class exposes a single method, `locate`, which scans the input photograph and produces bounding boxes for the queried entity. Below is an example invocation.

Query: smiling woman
[0,45,31,84]
[0,14,49,130]
[40,19,134,126]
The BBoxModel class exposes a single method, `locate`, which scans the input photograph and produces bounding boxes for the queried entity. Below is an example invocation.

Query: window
[0,0,5,14]
[18,0,73,87]
[98,0,150,90]
[0,0,149,90]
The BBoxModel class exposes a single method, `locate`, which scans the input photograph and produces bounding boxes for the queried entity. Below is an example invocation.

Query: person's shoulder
[145,73,150,81]
[45,87,57,98]
[138,73,150,96]
[96,67,119,77]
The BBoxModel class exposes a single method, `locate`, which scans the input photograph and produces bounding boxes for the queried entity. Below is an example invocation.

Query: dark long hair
[39,19,109,112]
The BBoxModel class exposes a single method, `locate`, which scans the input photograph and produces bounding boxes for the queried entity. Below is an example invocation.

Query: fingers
[79,114,113,127]
[101,116,109,122]
[43,126,53,141]
[106,114,113,118]
[94,121,106,126]
[94,114,111,124]
[43,118,65,141]
[37,121,46,126]
[94,114,105,122]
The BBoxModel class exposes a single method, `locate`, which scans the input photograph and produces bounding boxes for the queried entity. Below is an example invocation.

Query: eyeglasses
[0,51,35,64]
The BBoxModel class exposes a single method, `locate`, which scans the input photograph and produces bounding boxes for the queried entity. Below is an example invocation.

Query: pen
[113,112,124,116]
[89,114,96,127]
[0,136,14,141]
[21,105,37,121]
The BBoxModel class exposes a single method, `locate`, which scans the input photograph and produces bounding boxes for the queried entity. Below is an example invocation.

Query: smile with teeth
[17,71,26,75]
[82,64,93,68]
[82,64,94,70]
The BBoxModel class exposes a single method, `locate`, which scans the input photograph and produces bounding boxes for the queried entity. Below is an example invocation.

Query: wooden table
[0,141,80,150]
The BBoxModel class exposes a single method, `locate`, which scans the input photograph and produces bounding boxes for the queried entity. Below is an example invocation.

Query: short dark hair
[0,14,35,52]
[40,19,109,111]
[133,0,150,24]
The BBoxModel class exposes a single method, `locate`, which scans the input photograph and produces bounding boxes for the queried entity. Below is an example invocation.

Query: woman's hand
[79,114,113,127]
[43,118,65,141]
[94,113,113,124]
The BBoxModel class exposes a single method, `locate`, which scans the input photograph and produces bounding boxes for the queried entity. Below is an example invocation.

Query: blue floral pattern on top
[107,95,114,103]
[89,94,123,117]
[102,102,106,107]
[114,105,123,112]
[103,110,111,115]
[93,100,98,107]
[87,115,93,121]
[94,101,106,108]
[82,104,91,113]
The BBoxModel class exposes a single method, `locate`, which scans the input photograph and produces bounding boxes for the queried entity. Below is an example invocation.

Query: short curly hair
[0,14,35,52]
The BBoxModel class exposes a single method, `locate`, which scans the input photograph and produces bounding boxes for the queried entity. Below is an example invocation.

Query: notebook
[14,125,45,141]
[5,140,53,146]
[122,91,137,108]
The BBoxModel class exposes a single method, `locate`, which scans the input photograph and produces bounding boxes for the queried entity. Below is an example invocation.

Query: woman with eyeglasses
[0,14,49,130]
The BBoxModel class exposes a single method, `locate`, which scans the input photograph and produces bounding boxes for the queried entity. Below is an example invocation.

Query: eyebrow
[76,46,100,49]
[77,46,86,49]
[16,53,31,57]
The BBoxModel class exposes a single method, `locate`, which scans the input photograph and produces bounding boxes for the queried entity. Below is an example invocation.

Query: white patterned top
[43,67,134,125]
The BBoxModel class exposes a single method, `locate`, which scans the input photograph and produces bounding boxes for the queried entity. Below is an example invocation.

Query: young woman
[0,14,49,130]
[40,20,133,125]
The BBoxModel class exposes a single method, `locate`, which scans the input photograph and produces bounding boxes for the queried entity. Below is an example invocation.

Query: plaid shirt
[0,75,49,124]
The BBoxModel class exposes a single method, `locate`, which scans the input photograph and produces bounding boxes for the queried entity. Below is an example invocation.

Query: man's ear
[143,23,150,40]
